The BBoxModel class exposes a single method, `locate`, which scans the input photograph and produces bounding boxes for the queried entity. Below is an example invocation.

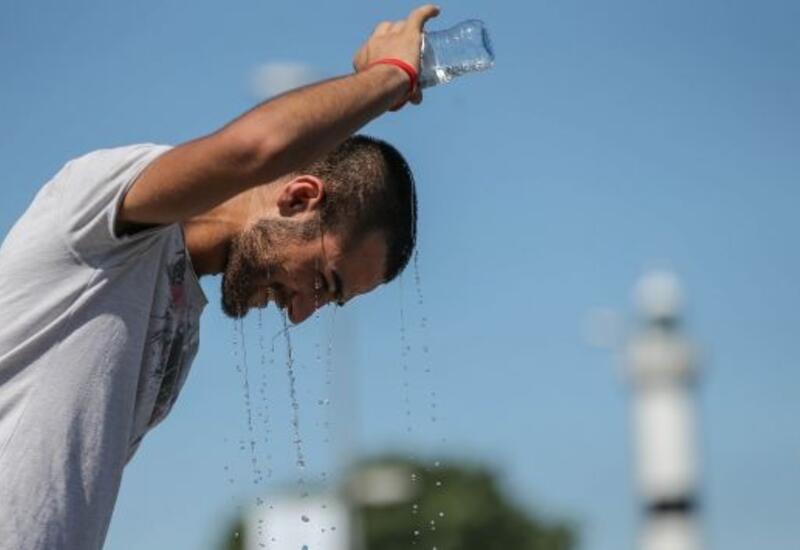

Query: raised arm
[118,5,439,229]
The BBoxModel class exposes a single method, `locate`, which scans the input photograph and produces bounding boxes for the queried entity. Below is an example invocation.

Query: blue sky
[2,1,799,549]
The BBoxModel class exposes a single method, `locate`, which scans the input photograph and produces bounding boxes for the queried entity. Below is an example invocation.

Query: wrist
[365,58,418,111]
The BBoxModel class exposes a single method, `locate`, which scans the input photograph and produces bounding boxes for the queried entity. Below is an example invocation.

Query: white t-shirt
[0,144,207,550]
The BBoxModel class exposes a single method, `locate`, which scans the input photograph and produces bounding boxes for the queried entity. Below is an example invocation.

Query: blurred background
[2,1,799,549]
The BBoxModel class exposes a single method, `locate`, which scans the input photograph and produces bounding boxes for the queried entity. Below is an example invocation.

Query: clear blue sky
[2,1,799,549]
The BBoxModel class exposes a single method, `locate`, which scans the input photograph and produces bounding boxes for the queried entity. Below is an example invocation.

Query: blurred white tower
[624,271,703,550]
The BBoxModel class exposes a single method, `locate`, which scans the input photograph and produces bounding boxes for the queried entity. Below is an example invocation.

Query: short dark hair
[305,135,417,283]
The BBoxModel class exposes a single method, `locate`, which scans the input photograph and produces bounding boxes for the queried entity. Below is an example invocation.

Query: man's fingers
[407,4,440,31]
[373,21,392,35]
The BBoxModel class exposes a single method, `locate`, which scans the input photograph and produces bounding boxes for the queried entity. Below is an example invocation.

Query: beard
[220,217,318,319]
[220,241,265,319]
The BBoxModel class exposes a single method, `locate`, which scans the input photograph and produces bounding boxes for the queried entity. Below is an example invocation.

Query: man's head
[221,135,417,322]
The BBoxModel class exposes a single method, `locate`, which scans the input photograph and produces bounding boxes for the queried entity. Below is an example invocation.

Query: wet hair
[304,134,417,283]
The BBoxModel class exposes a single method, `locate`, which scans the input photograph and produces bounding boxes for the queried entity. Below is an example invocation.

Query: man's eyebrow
[332,269,346,306]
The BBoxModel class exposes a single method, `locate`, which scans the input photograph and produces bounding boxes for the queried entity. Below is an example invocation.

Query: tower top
[635,270,684,324]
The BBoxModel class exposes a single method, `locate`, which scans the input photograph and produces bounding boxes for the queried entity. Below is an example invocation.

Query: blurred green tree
[355,457,577,550]
[219,517,245,550]
[219,458,577,550]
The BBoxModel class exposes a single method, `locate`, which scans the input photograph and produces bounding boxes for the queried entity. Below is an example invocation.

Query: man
[0,5,439,549]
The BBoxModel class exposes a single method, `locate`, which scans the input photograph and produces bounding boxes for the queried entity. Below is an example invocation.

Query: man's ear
[277,175,325,218]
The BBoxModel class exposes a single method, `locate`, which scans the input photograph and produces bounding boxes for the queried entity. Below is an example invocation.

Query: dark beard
[220,225,273,319]
[220,218,317,319]
[221,244,256,318]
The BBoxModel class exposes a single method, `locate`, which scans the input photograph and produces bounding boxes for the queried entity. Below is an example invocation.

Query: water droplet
[439,511,445,517]
[281,313,309,493]
[301,515,310,523]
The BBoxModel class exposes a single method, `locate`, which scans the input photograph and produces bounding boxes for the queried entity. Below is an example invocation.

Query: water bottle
[419,19,495,89]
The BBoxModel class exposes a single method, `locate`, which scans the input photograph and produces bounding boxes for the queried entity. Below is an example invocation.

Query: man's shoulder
[43,143,175,264]
[66,143,173,171]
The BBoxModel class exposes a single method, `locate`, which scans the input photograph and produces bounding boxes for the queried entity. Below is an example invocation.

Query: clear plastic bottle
[419,19,495,89]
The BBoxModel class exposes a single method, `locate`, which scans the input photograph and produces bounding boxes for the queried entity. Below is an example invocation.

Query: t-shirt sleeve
[56,143,174,264]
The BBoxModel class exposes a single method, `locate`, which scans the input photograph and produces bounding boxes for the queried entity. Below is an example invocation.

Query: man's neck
[182,182,282,276]
[183,215,235,276]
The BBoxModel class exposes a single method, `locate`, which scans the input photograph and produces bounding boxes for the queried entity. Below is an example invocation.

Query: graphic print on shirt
[147,248,194,427]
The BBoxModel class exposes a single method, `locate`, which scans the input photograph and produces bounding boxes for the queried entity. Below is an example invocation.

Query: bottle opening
[481,25,495,63]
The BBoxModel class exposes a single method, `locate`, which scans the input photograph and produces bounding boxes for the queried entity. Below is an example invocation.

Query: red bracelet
[366,58,418,111]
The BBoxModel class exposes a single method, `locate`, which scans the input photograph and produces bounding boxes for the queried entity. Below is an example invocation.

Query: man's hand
[353,4,440,105]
